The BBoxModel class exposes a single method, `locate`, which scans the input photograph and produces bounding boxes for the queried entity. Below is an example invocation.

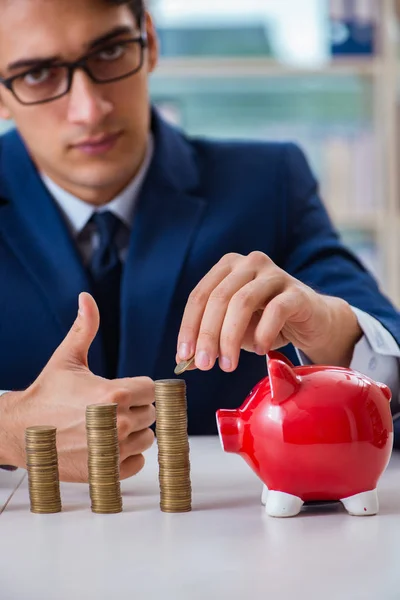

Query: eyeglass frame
[0,31,148,106]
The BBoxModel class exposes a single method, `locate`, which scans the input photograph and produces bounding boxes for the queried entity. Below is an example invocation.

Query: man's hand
[176,252,363,372]
[0,293,155,482]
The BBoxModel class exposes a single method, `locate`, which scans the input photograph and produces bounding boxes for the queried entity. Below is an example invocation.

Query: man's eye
[24,68,51,86]
[98,44,125,61]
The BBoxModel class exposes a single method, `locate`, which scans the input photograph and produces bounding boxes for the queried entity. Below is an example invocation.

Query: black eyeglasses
[0,33,148,106]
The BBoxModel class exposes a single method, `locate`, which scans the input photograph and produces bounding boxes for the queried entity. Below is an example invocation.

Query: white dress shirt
[42,134,154,265]
[1,133,400,410]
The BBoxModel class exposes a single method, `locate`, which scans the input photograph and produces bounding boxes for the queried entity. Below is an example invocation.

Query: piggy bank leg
[261,485,268,506]
[340,489,379,516]
[265,490,304,517]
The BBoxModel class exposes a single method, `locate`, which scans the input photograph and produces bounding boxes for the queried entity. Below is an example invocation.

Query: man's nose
[66,70,113,125]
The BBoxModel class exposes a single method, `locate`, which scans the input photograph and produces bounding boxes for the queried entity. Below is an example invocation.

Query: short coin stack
[25,426,62,514]
[86,403,123,514]
[155,379,192,513]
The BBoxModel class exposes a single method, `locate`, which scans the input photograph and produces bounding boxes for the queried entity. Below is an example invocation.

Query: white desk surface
[0,468,25,514]
[1,437,400,600]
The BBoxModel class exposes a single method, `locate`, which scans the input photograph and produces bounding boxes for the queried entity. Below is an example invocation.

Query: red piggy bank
[216,351,393,517]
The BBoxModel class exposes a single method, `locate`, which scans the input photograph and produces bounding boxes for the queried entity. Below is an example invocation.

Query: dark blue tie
[88,211,122,379]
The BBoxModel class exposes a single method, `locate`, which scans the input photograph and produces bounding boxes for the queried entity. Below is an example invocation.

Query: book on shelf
[329,0,378,57]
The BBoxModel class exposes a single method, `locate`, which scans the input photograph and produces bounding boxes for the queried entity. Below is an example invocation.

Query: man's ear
[145,12,159,74]
[0,94,12,120]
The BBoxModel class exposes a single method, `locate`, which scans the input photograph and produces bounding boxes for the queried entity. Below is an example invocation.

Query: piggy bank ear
[266,351,295,367]
[377,381,392,402]
[267,356,300,405]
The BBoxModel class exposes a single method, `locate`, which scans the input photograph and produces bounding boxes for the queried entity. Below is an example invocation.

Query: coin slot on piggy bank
[216,351,393,518]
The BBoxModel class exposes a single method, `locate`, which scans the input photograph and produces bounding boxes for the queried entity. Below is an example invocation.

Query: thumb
[53,292,100,369]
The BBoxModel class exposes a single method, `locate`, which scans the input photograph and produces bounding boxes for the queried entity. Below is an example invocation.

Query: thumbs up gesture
[0,293,155,482]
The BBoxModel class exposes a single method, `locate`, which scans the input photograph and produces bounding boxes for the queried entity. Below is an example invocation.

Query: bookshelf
[150,0,400,307]
[154,56,381,78]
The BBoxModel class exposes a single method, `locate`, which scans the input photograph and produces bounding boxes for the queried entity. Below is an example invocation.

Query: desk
[1,437,400,600]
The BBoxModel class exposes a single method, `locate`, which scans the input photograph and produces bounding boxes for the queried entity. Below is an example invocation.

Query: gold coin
[90,496,122,502]
[30,508,62,514]
[91,508,122,514]
[25,425,57,434]
[156,378,186,385]
[90,494,121,501]
[86,403,118,412]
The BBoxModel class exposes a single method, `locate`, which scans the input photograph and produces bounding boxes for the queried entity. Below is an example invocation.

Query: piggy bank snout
[216,409,242,454]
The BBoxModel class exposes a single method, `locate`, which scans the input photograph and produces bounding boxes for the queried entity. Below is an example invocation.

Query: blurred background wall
[2,0,400,307]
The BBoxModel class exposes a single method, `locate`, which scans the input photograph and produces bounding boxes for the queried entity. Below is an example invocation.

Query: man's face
[0,0,158,204]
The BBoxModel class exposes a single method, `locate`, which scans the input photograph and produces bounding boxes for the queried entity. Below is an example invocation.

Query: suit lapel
[0,130,105,374]
[119,111,207,378]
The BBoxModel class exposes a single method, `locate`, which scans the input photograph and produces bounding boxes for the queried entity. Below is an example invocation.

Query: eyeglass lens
[11,40,142,104]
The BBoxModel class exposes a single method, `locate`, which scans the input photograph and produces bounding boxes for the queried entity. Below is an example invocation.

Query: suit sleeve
[280,143,400,348]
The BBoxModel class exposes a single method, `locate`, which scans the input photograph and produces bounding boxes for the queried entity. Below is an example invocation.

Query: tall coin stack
[155,379,192,513]
[25,426,62,514]
[86,404,123,514]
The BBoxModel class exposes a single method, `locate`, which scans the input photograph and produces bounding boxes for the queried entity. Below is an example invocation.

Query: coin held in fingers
[174,356,195,375]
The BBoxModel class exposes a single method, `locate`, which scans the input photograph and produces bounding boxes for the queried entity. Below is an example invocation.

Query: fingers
[253,290,301,353]
[211,276,284,371]
[176,276,299,372]
[120,454,146,479]
[58,426,154,483]
[120,429,154,479]
[177,254,240,361]
[52,292,100,369]
[215,280,270,371]
[119,428,155,464]
[189,272,285,372]
[58,455,88,484]
[114,377,155,408]
[128,404,156,430]
[118,404,155,440]
[192,268,256,371]
[177,252,290,372]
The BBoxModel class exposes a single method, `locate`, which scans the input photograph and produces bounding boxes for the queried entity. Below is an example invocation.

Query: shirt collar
[40,134,154,237]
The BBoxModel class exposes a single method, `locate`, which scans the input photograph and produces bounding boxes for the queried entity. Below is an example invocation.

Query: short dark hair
[108,0,145,24]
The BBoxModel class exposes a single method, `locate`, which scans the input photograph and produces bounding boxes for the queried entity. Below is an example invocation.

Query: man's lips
[72,132,122,155]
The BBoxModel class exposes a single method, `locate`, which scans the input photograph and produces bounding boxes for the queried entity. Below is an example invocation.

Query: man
[0,0,399,483]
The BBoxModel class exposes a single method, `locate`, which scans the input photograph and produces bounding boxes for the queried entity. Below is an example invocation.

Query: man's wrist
[298,296,363,367]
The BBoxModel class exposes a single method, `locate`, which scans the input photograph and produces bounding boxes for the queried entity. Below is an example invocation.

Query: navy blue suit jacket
[1,109,400,436]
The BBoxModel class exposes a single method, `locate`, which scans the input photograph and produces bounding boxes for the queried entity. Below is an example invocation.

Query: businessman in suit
[0,0,399,482]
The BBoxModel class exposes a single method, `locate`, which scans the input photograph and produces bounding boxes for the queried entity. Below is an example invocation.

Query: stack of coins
[25,426,62,514]
[155,379,192,513]
[86,404,123,514]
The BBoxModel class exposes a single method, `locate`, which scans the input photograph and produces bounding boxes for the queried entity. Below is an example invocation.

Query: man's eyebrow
[6,26,137,73]
[87,25,137,50]
[7,56,61,73]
